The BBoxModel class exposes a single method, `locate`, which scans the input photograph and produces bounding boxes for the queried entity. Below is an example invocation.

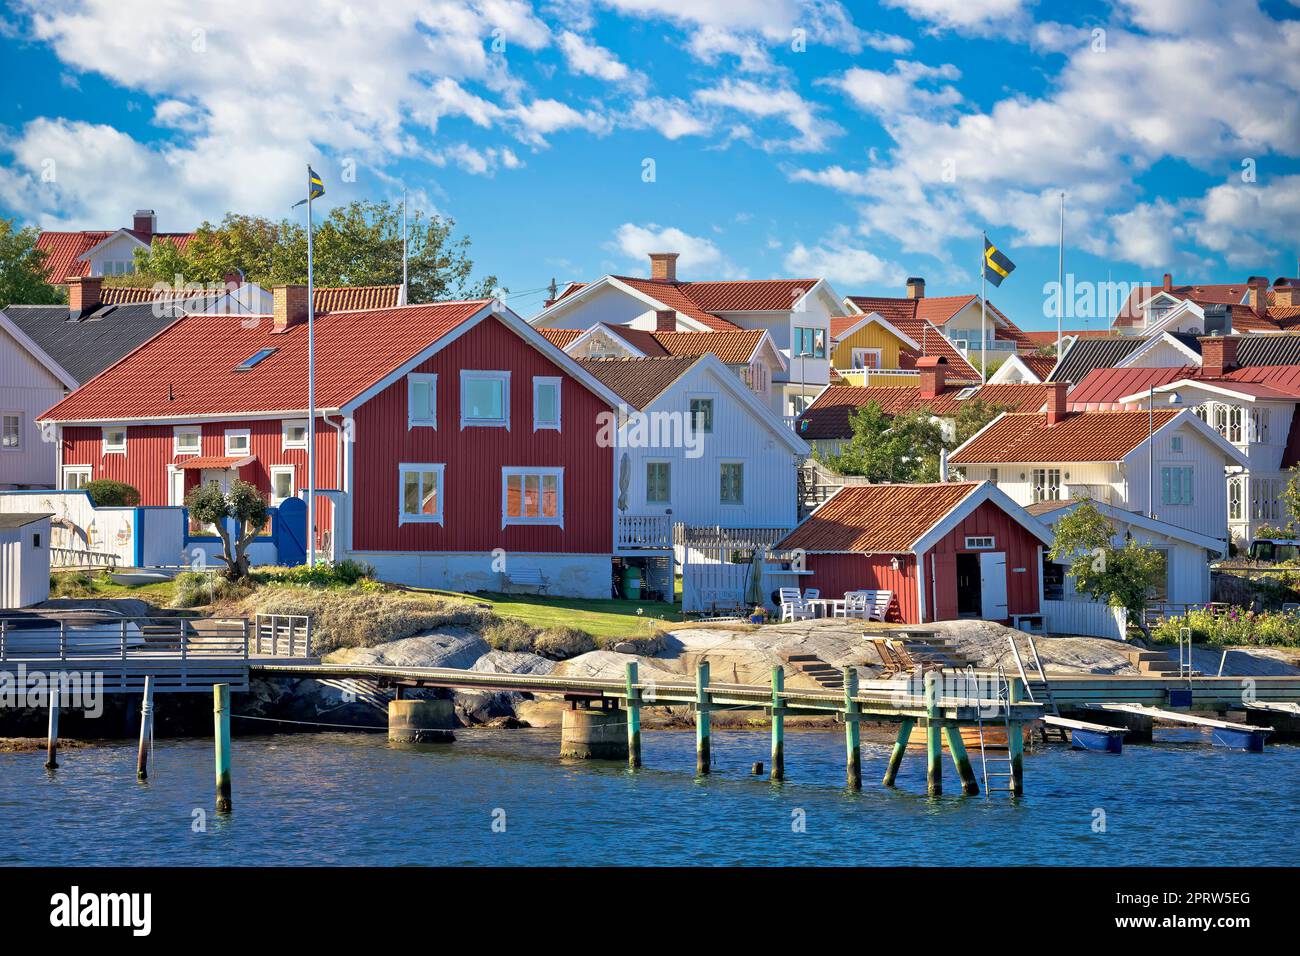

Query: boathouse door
[978,551,1008,619]
[956,553,981,617]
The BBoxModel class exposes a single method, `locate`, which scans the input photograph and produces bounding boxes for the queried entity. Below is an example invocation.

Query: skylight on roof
[234,348,276,371]
[956,387,978,399]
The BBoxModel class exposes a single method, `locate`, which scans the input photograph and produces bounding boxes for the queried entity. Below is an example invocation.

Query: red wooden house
[774,482,1053,624]
[39,286,626,596]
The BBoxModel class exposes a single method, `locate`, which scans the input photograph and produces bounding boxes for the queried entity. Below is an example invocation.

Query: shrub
[1151,607,1300,648]
[49,571,95,599]
[83,479,140,507]
[482,616,539,653]
[254,560,376,589]
[533,625,597,660]
[173,570,255,608]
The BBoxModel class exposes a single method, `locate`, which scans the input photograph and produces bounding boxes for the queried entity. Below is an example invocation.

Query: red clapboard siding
[350,315,613,553]
[802,553,917,623]
[921,499,1041,622]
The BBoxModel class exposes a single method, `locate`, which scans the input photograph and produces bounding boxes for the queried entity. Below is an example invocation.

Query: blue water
[1,728,1297,866]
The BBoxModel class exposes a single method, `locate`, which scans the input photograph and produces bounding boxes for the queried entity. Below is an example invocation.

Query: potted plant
[749,605,768,625]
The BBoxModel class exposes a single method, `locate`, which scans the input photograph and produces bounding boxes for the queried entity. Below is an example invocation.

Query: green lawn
[411,588,683,640]
[49,571,179,605]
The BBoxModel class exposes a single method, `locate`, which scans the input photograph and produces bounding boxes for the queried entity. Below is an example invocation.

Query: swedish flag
[292,167,326,208]
[983,236,1016,287]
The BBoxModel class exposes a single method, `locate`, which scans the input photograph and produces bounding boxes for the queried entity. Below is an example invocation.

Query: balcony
[616,513,673,550]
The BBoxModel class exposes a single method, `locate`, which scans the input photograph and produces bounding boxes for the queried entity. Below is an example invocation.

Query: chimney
[917,355,945,399]
[1162,273,1173,292]
[273,284,310,332]
[1273,277,1296,309]
[67,276,103,316]
[1045,381,1069,425]
[655,309,676,332]
[649,252,679,282]
[133,209,156,238]
[1199,333,1240,377]
[906,276,926,299]
[1247,276,1269,315]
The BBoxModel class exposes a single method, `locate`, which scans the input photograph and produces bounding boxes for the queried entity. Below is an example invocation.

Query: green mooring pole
[943,725,980,795]
[1008,677,1025,796]
[924,670,942,797]
[770,666,785,782]
[844,666,861,790]
[625,660,642,769]
[213,683,232,813]
[883,718,914,787]
[695,661,711,775]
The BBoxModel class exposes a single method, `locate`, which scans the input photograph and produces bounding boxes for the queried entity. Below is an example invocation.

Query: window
[851,348,882,370]
[1148,549,1169,603]
[282,419,309,450]
[234,348,276,371]
[1,412,21,450]
[1170,435,1183,453]
[102,426,127,454]
[1042,558,1065,601]
[533,377,561,431]
[1228,476,1244,521]
[224,429,250,456]
[742,361,768,394]
[794,326,826,358]
[689,398,714,433]
[1250,477,1284,522]
[502,467,563,527]
[173,426,201,456]
[270,466,296,505]
[1160,466,1194,506]
[32,533,40,549]
[1031,468,1061,503]
[461,371,509,428]
[964,536,995,549]
[63,465,92,490]
[646,461,671,504]
[407,374,437,429]
[989,468,999,485]
[399,463,446,525]
[720,462,744,504]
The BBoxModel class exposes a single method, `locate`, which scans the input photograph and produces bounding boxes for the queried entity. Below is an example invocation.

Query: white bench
[502,566,550,594]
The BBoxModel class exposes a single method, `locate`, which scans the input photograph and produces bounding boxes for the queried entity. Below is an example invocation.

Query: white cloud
[627,97,711,139]
[610,222,744,278]
[695,78,841,152]
[783,229,906,286]
[557,30,646,92]
[829,60,963,117]
[882,0,1029,33]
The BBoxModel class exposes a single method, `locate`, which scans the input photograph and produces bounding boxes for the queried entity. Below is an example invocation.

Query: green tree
[83,479,141,507]
[826,402,945,483]
[1276,464,1300,537]
[131,200,496,302]
[0,217,64,308]
[1048,500,1166,637]
[951,398,1015,449]
[184,479,269,580]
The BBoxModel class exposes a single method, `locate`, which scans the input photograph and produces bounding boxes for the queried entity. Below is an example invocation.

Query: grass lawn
[49,571,179,605]
[408,588,683,640]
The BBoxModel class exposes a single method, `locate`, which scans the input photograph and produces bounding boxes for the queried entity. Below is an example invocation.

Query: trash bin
[621,565,642,600]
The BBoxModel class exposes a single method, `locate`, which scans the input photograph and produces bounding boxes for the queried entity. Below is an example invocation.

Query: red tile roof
[575,356,700,410]
[1021,329,1119,346]
[176,455,255,470]
[588,276,824,332]
[539,328,583,348]
[36,229,195,284]
[1018,355,1058,380]
[845,293,1028,346]
[42,300,494,421]
[97,283,402,312]
[611,276,740,330]
[797,383,1050,440]
[777,482,981,553]
[549,323,769,365]
[950,410,1182,464]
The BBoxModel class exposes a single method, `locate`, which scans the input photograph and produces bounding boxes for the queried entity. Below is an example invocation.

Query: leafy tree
[1048,500,1167,637]
[131,200,497,302]
[0,217,64,308]
[1277,464,1300,536]
[826,402,945,483]
[184,479,269,580]
[951,398,1015,449]
[83,479,141,507]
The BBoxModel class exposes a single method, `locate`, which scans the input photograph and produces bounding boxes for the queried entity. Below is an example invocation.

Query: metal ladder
[976,666,1016,794]
[1007,631,1068,742]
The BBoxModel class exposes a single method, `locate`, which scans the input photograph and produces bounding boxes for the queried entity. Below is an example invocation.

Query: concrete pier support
[559,702,628,759]
[136,676,154,781]
[695,662,711,775]
[1008,679,1025,796]
[387,699,456,743]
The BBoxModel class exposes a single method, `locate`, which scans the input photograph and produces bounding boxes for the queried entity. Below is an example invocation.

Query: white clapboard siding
[1043,599,1127,640]
[0,323,65,488]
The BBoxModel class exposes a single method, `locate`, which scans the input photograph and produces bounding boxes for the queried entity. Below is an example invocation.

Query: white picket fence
[1042,599,1128,640]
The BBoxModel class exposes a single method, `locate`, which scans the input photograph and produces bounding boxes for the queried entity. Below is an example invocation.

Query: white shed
[0,512,52,609]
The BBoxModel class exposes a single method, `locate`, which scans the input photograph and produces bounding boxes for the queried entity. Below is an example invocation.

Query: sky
[1,0,1298,328]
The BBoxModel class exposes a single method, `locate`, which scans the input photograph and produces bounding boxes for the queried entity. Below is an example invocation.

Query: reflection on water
[1,727,1296,866]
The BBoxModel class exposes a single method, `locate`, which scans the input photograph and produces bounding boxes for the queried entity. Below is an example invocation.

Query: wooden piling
[213,683,232,813]
[136,676,154,781]
[843,666,861,791]
[924,670,942,797]
[695,661,710,775]
[942,725,980,795]
[44,689,59,771]
[625,660,642,769]
[1008,677,1024,796]
[883,718,914,787]
[770,666,784,782]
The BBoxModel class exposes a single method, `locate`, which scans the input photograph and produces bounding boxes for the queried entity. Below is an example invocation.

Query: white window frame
[501,466,564,528]
[1,411,22,451]
[688,395,715,434]
[964,536,995,549]
[460,370,510,430]
[407,373,438,430]
[102,425,127,455]
[1031,467,1061,503]
[224,428,251,457]
[532,376,562,432]
[281,419,309,450]
[398,463,446,526]
[1170,435,1183,453]
[63,465,92,490]
[720,461,745,505]
[173,425,201,457]
[1161,466,1194,506]
[270,465,297,506]
[645,460,671,505]
[851,348,882,370]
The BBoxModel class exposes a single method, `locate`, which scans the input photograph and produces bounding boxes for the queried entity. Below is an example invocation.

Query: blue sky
[2,0,1298,328]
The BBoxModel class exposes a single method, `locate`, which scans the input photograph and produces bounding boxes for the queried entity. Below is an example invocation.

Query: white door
[200,469,230,494]
[167,466,186,506]
[979,551,1008,619]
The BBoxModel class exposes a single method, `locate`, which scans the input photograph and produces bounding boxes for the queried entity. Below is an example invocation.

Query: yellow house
[829,313,917,371]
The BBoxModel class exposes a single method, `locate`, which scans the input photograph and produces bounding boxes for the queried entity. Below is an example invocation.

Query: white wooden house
[0,311,76,489]
[0,512,52,608]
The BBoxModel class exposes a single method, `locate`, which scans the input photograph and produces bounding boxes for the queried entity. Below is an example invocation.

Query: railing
[616,514,673,550]
[953,338,1018,354]
[50,547,120,569]
[253,613,312,657]
[0,615,248,661]
[1064,484,1114,504]
[834,368,921,387]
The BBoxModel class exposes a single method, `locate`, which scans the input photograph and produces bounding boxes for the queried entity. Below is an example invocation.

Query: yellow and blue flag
[983,236,1015,287]
[292,167,325,208]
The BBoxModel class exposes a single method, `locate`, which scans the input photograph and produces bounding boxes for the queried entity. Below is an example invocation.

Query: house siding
[1,324,65,489]
[802,553,917,623]
[921,500,1041,623]
[830,321,907,370]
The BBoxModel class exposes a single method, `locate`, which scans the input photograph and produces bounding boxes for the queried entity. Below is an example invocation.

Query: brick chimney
[273,284,310,332]
[1273,277,1296,309]
[655,308,676,332]
[133,208,156,238]
[648,252,678,282]
[1045,381,1069,425]
[223,270,244,289]
[1200,333,1240,377]
[906,276,926,299]
[67,275,102,316]
[1162,272,1173,292]
[917,355,945,399]
[1247,276,1269,316]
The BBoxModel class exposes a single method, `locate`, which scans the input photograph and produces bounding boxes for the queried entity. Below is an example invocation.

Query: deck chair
[779,587,813,622]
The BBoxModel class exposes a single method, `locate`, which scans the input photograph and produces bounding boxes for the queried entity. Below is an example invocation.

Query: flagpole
[401,189,409,306]
[306,164,316,568]
[980,231,987,384]
[1057,191,1065,358]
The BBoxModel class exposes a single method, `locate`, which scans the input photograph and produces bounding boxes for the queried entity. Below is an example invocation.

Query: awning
[176,455,257,471]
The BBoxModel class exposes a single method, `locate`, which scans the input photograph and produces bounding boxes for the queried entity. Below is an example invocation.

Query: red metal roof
[777,482,981,553]
[1067,366,1192,410]
[42,299,494,421]
[176,455,255,470]
[950,410,1182,464]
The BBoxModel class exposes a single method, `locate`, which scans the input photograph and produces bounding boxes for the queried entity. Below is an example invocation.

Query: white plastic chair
[779,587,813,622]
